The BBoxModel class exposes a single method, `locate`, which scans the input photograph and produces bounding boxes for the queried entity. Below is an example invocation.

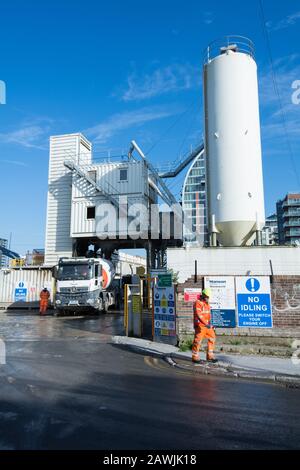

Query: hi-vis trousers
[192,326,216,361]
[39,301,48,314]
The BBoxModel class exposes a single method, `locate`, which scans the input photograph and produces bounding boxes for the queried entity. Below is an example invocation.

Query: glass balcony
[283,219,300,228]
[283,210,300,218]
[282,199,300,208]
[285,229,300,237]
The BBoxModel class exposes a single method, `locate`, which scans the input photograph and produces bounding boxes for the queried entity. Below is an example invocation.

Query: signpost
[236,277,273,328]
[14,281,27,302]
[204,277,236,328]
[157,273,172,288]
[153,285,176,344]
[150,268,167,278]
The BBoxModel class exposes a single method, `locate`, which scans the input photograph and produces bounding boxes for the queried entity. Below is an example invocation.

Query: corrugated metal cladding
[72,161,148,200]
[45,134,92,265]
[71,195,150,237]
[0,268,53,305]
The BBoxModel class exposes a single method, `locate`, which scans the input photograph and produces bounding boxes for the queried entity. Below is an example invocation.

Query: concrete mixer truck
[53,257,120,315]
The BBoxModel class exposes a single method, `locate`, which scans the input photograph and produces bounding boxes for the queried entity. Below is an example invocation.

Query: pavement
[112,336,300,388]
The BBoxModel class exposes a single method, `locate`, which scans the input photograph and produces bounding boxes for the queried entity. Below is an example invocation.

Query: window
[88,170,96,182]
[57,264,92,281]
[119,168,128,181]
[87,206,95,219]
[95,264,101,277]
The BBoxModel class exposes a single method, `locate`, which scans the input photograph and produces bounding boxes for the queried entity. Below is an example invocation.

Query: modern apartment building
[277,193,300,245]
[262,214,278,246]
[182,151,208,245]
[0,238,8,267]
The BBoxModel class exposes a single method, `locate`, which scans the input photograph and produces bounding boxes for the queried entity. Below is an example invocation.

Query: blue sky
[0,0,300,254]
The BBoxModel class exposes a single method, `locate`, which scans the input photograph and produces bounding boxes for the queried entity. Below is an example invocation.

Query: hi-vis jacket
[40,290,50,302]
[193,299,211,328]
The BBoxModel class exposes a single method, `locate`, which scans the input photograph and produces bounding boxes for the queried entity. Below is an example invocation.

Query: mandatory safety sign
[153,285,176,337]
[236,277,273,328]
[14,281,28,302]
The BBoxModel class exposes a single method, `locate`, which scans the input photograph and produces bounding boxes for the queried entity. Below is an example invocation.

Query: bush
[179,338,193,352]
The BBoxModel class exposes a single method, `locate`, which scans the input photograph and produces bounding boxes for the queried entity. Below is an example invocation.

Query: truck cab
[54,257,104,313]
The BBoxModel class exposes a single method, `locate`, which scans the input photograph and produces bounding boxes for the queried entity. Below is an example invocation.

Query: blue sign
[14,282,27,302]
[211,309,236,328]
[236,277,273,328]
[237,293,273,328]
[245,278,260,293]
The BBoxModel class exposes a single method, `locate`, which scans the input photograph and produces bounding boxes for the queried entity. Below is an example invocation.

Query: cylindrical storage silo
[204,37,265,246]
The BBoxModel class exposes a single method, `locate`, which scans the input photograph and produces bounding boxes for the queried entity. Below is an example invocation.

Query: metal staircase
[158,142,204,179]
[0,246,20,260]
[64,158,119,209]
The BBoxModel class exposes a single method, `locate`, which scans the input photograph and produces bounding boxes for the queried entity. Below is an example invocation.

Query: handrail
[204,36,255,64]
[159,143,204,179]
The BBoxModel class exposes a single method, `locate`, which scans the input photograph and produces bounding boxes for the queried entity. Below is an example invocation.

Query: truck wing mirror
[52,266,58,278]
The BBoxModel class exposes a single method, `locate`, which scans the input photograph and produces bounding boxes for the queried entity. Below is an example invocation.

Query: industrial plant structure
[44,134,183,269]
[44,36,269,275]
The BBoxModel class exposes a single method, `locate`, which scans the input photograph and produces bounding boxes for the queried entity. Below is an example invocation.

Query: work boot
[207,358,218,364]
[192,357,201,364]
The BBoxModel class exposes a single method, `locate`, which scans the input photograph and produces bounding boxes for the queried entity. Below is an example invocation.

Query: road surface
[0,310,300,450]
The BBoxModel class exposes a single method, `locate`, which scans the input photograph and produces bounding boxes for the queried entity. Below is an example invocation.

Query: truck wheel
[103,298,109,313]
[97,298,103,313]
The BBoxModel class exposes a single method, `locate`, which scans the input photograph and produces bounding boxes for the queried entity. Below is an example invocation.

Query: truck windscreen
[57,264,92,280]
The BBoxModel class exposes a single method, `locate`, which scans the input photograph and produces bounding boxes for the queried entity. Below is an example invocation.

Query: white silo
[204,36,265,246]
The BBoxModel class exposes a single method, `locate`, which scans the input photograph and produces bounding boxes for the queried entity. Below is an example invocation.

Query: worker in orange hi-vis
[192,288,218,364]
[39,287,50,315]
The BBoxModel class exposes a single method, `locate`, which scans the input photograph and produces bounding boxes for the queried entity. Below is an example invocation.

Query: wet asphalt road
[0,310,300,450]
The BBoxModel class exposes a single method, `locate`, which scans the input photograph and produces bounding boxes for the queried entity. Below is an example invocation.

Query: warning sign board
[153,286,176,338]
[236,277,273,328]
[204,277,236,328]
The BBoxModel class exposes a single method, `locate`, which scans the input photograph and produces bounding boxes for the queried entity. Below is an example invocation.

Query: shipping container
[0,267,54,308]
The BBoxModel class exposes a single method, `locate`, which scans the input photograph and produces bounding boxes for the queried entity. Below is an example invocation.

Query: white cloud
[121,63,200,102]
[85,106,179,143]
[259,54,300,135]
[259,55,299,104]
[0,126,46,149]
[267,11,300,31]
[0,159,28,167]
[0,118,52,149]
[203,11,214,25]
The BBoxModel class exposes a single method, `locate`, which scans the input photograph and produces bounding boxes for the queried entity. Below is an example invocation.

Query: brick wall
[176,275,300,341]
